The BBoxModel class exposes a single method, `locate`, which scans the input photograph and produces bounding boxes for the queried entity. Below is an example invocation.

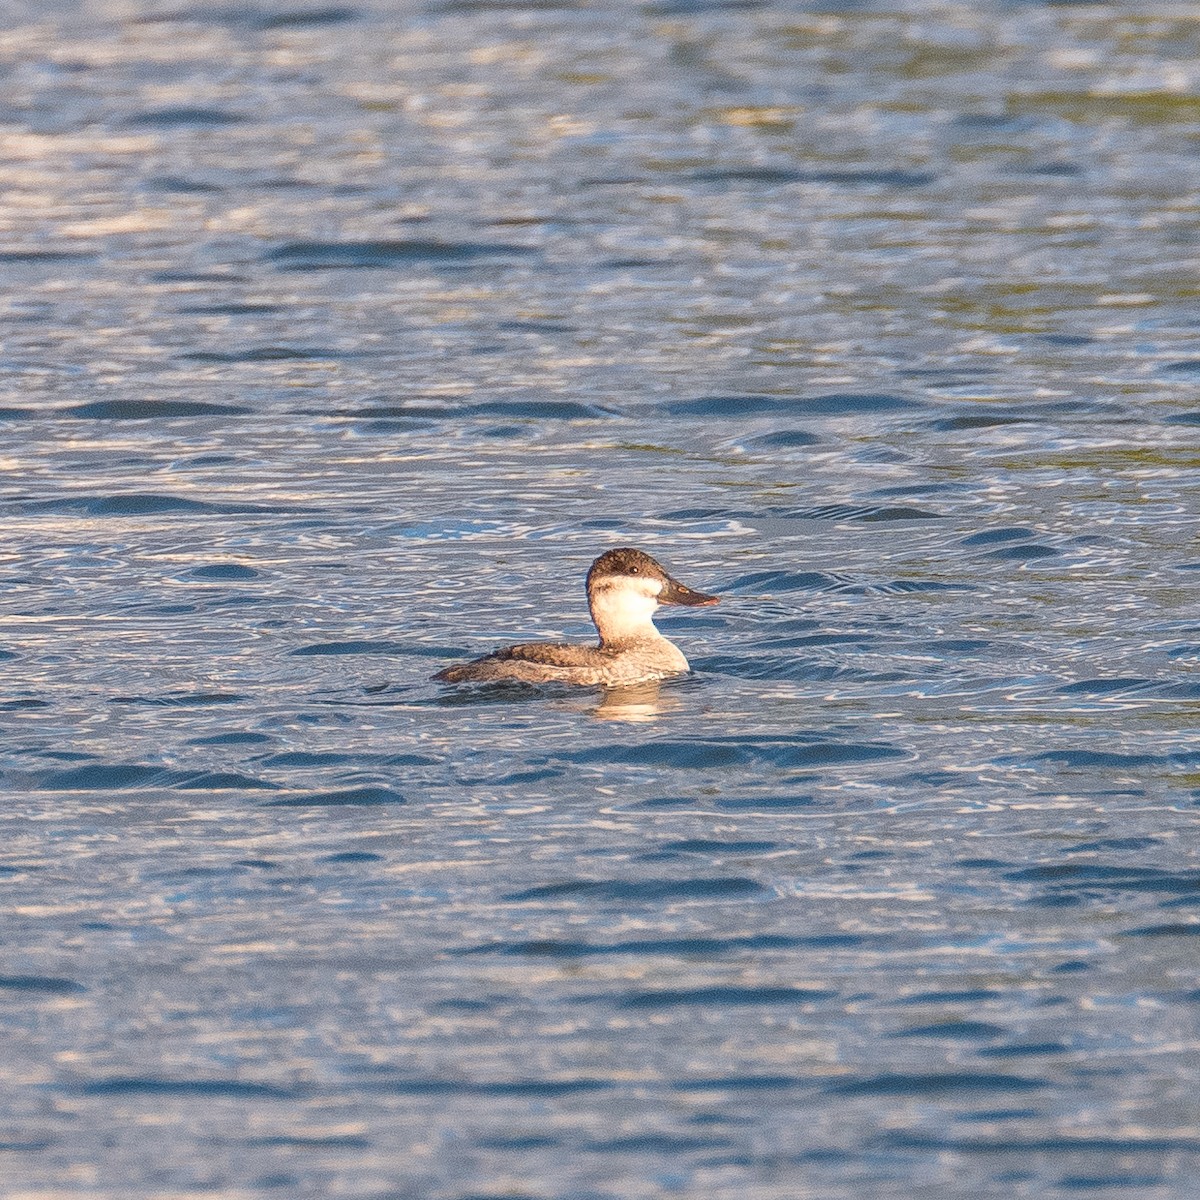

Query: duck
[432,547,719,687]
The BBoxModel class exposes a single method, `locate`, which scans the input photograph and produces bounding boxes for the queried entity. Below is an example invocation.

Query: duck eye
[628,566,639,574]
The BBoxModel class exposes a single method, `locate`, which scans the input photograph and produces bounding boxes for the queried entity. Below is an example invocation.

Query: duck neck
[589,589,663,648]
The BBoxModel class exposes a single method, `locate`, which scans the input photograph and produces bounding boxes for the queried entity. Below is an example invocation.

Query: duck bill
[660,576,719,607]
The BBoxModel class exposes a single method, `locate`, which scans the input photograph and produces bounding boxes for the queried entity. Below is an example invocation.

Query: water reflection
[589,680,679,723]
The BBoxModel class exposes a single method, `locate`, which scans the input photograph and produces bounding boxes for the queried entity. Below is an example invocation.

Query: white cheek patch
[619,575,661,606]
[634,575,663,599]
[616,590,658,620]
[591,577,662,640]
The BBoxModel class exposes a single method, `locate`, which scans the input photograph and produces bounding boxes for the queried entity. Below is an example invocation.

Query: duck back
[433,638,686,686]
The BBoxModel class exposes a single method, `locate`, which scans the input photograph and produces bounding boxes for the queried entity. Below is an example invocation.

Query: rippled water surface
[3,0,1200,1196]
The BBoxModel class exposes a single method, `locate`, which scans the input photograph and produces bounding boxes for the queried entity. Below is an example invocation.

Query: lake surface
[2,0,1200,1196]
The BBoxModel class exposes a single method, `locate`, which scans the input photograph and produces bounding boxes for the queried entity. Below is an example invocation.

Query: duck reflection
[590,680,680,723]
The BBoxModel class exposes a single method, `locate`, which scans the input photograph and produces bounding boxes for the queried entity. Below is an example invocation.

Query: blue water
[3,0,1200,1196]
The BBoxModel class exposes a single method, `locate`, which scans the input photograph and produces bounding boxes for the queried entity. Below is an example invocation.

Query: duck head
[586,547,718,645]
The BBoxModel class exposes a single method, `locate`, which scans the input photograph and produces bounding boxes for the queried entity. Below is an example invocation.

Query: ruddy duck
[433,548,719,687]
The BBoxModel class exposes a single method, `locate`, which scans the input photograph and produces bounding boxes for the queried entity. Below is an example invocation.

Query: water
[2,0,1200,1196]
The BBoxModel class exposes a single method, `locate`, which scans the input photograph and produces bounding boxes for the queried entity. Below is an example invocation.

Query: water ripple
[3,3,1200,1196]
[264,240,538,270]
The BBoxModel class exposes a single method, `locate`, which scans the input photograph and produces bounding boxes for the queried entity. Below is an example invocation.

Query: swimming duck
[433,547,719,687]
